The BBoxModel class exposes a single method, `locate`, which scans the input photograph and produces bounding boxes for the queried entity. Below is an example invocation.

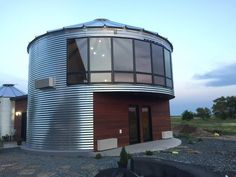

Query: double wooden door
[128,106,152,144]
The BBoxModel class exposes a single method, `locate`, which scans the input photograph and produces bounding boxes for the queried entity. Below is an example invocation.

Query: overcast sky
[0,0,235,115]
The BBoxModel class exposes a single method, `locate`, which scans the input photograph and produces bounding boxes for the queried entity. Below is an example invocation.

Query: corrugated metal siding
[0,98,15,137]
[27,29,174,151]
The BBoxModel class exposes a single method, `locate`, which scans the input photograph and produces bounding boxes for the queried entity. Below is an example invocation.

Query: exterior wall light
[15,112,22,116]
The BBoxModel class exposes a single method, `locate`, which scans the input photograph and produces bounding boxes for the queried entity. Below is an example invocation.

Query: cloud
[194,63,236,87]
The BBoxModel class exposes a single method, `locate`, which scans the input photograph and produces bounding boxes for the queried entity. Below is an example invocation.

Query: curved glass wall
[67,37,173,88]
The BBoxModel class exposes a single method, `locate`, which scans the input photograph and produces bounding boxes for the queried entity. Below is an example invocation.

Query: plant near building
[17,138,22,145]
[127,153,133,160]
[145,150,153,156]
[117,147,128,168]
[95,153,102,159]
[181,110,194,121]
[0,138,3,147]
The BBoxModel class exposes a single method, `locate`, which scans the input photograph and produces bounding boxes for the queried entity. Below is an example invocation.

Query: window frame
[66,36,173,88]
[66,38,89,85]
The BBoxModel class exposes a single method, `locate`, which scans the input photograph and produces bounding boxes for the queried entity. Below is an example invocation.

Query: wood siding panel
[14,98,27,140]
[93,92,171,151]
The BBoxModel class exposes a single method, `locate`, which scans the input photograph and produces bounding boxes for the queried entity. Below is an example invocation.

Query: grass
[171,117,236,135]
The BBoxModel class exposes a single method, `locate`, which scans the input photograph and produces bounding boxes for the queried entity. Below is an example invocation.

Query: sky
[0,0,236,115]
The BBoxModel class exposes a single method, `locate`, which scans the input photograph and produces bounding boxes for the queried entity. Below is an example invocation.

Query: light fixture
[90,47,94,50]
[15,112,22,116]
[98,39,102,43]
[101,54,105,57]
[93,51,96,55]
[104,79,107,82]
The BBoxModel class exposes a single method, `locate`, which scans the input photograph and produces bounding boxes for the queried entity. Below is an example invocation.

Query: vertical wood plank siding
[93,92,171,151]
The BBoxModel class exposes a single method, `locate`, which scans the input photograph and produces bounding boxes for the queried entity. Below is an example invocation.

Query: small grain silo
[0,84,25,137]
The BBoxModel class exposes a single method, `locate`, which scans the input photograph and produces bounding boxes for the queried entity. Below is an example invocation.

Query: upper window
[152,44,164,76]
[113,38,133,71]
[67,38,88,84]
[90,38,111,71]
[164,49,172,78]
[67,37,173,88]
[134,40,151,73]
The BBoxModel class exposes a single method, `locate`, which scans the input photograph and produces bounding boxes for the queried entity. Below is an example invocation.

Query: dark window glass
[114,73,134,82]
[166,78,173,88]
[90,38,111,71]
[152,44,164,75]
[129,106,140,144]
[90,73,111,82]
[67,73,88,85]
[67,38,88,84]
[135,40,151,73]
[136,74,152,84]
[113,38,133,71]
[141,107,152,142]
[154,76,165,86]
[164,49,172,78]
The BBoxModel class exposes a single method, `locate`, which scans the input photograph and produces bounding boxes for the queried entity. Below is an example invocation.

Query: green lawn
[171,117,236,135]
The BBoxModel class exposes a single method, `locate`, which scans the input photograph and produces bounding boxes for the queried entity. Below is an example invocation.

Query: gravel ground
[0,138,235,177]
[0,149,118,177]
[137,138,236,177]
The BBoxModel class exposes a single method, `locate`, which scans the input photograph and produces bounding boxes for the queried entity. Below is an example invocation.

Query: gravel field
[0,138,235,177]
[140,138,236,177]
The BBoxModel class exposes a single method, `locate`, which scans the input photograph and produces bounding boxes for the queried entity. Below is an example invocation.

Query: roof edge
[27,19,173,52]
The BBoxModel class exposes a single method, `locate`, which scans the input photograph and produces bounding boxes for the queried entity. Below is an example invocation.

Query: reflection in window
[90,73,111,82]
[154,76,165,86]
[152,44,164,76]
[67,74,88,85]
[114,73,134,82]
[90,38,111,71]
[113,38,133,71]
[67,38,88,85]
[67,37,173,88]
[164,49,172,78]
[135,40,151,73]
[136,74,152,84]
[166,78,173,88]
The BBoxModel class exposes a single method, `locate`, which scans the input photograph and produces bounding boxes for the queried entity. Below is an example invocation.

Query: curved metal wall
[27,28,174,151]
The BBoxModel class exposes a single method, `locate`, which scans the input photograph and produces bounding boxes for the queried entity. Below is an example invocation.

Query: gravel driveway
[0,138,235,177]
[141,138,236,177]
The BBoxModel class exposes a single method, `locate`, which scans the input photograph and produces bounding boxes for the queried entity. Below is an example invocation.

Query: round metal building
[27,19,174,151]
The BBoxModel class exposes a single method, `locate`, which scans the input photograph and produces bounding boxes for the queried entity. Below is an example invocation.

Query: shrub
[95,153,102,159]
[145,150,153,156]
[182,110,194,121]
[0,138,3,147]
[196,107,211,119]
[187,139,195,144]
[197,138,203,142]
[17,138,22,145]
[127,153,132,159]
[117,147,128,168]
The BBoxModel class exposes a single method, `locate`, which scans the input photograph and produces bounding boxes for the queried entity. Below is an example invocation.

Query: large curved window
[67,38,88,85]
[152,44,164,76]
[164,49,172,78]
[134,40,151,73]
[114,73,134,83]
[91,73,111,82]
[164,49,173,88]
[113,38,133,71]
[90,38,111,71]
[67,37,173,88]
